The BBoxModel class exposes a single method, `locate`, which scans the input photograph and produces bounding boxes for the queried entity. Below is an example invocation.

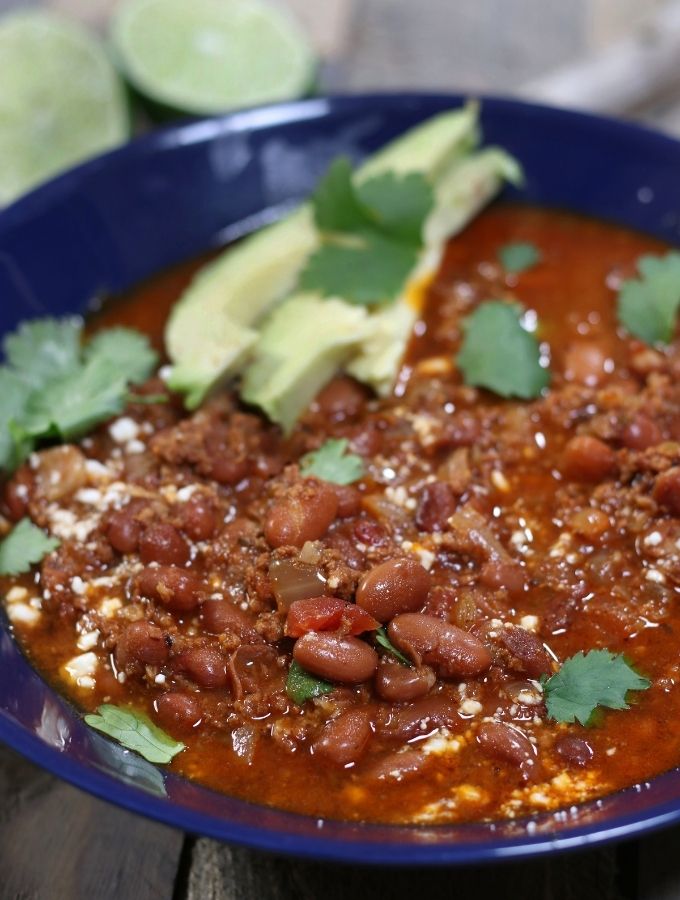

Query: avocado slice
[165,104,482,406]
[347,147,523,395]
[240,294,372,433]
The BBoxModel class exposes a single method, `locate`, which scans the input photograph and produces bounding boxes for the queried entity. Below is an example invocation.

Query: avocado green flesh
[164,103,483,407]
[240,295,371,433]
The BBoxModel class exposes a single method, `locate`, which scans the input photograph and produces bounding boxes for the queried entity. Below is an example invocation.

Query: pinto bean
[115,621,168,670]
[265,480,338,548]
[378,693,458,740]
[654,467,680,516]
[137,566,204,612]
[181,495,217,540]
[561,435,617,483]
[622,413,662,450]
[477,721,535,767]
[555,734,594,767]
[415,481,457,532]
[154,692,202,735]
[388,613,491,678]
[293,633,378,684]
[173,647,228,689]
[139,523,190,565]
[375,660,435,702]
[356,558,431,623]
[107,510,142,554]
[200,599,260,639]
[313,708,372,766]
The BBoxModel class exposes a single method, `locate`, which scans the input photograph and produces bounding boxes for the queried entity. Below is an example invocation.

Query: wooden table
[4,1,680,897]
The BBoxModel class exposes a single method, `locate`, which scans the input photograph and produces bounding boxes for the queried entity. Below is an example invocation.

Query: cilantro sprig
[300,438,364,485]
[375,626,411,666]
[542,649,650,726]
[498,241,541,274]
[85,704,185,764]
[0,318,158,472]
[457,300,549,399]
[286,660,334,705]
[617,252,680,345]
[0,519,59,575]
[299,157,434,306]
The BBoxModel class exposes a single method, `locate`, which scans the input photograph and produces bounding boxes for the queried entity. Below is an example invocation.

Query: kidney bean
[561,435,617,483]
[313,376,369,421]
[555,734,594,767]
[440,412,480,449]
[496,625,552,678]
[356,558,431,623]
[353,518,387,546]
[479,558,526,595]
[180,495,217,540]
[107,510,142,554]
[137,566,204,612]
[265,480,338,548]
[139,523,190,565]
[622,413,662,450]
[388,613,491,678]
[569,507,610,541]
[563,340,608,385]
[173,646,228,689]
[200,600,260,639]
[415,481,457,532]
[375,660,436,702]
[115,621,168,670]
[293,633,378,684]
[477,721,535,767]
[378,693,458,740]
[154,692,202,735]
[3,466,33,521]
[209,455,249,485]
[313,708,372,766]
[363,748,429,782]
[334,484,362,518]
[654,467,680,516]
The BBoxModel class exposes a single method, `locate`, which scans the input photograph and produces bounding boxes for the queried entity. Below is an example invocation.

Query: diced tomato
[285,596,379,637]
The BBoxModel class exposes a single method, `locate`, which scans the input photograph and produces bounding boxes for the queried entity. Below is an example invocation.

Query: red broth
[3,204,680,825]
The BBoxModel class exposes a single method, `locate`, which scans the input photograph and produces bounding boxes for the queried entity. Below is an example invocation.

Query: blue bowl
[2,93,680,865]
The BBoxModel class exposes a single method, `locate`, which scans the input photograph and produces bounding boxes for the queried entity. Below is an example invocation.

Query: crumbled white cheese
[63,652,98,686]
[74,488,103,505]
[158,364,173,383]
[646,568,666,584]
[491,470,511,493]
[125,439,146,455]
[77,630,100,651]
[109,417,139,444]
[71,576,87,596]
[176,485,199,502]
[99,597,123,618]
[460,699,483,716]
[154,673,166,685]
[520,615,539,633]
[421,729,464,756]
[6,586,28,603]
[84,459,113,481]
[644,531,663,548]
[7,603,40,625]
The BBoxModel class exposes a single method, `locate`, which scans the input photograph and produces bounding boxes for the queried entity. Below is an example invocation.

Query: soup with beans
[3,204,680,825]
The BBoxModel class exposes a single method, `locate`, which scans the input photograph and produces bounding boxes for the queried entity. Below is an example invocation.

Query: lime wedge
[111,0,316,116]
[0,11,129,206]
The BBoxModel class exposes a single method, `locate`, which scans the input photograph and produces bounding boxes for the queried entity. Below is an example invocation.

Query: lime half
[111,0,316,116]
[0,11,129,207]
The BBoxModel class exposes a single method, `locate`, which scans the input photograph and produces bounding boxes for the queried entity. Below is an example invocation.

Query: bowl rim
[3,90,680,865]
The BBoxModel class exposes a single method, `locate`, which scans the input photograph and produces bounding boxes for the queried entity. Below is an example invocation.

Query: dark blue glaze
[1,93,680,864]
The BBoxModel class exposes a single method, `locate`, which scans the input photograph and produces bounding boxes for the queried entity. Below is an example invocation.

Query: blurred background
[3,0,680,204]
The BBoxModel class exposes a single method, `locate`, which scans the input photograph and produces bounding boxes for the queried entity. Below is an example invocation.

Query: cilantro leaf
[0,317,158,472]
[3,317,82,387]
[356,172,433,245]
[86,327,158,385]
[84,704,185,764]
[375,626,411,666]
[617,252,680,344]
[498,241,541,274]
[300,157,433,306]
[300,233,419,306]
[300,438,364,485]
[542,649,650,726]
[286,660,334,705]
[312,157,367,233]
[0,518,59,575]
[457,300,550,399]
